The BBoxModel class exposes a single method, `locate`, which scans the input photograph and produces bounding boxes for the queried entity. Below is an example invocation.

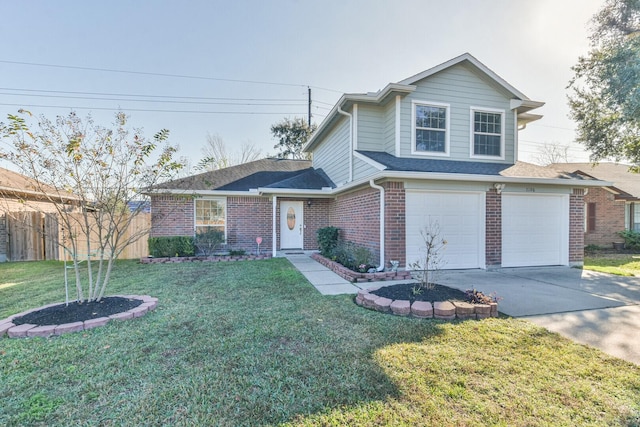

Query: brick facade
[150,195,194,237]
[151,182,587,268]
[383,181,406,268]
[227,196,272,252]
[570,190,585,264]
[583,187,625,247]
[302,198,332,250]
[485,189,502,267]
[329,187,381,263]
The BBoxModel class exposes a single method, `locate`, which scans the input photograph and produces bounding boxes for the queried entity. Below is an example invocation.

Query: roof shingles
[153,158,334,192]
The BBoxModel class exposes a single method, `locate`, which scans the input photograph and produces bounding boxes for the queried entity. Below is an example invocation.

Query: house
[149,53,608,269]
[550,162,640,247]
[0,167,67,261]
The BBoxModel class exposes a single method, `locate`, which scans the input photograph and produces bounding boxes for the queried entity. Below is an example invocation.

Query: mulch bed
[371,283,468,303]
[12,297,143,326]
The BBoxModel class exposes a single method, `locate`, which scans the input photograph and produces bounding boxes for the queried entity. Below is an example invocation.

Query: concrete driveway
[435,267,640,365]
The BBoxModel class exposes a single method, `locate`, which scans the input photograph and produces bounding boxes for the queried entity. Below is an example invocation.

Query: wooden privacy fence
[4,211,150,261]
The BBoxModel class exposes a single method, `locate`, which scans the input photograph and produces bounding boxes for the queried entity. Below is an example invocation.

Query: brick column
[384,181,406,268]
[485,189,501,267]
[570,189,585,265]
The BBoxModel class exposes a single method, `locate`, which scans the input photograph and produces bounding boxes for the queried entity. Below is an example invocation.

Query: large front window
[195,198,226,235]
[472,109,504,158]
[412,101,449,155]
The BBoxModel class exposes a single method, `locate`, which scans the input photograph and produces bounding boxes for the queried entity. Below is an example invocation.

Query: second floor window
[413,102,449,155]
[472,110,503,157]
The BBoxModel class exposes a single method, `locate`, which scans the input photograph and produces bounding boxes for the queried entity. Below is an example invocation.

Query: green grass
[1,259,640,426]
[584,253,640,276]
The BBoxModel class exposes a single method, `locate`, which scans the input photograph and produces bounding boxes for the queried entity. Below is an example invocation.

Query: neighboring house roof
[0,166,77,201]
[550,162,640,200]
[305,52,544,152]
[150,158,334,192]
[127,200,151,213]
[358,151,583,180]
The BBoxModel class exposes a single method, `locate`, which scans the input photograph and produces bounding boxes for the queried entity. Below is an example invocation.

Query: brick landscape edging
[140,254,271,264]
[311,253,412,282]
[0,295,158,339]
[355,287,498,320]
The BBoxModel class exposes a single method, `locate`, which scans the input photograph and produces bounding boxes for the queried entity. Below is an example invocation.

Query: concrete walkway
[284,253,640,365]
[284,253,411,295]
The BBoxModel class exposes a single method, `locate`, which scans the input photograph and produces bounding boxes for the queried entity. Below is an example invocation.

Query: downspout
[369,179,385,271]
[272,196,277,256]
[337,106,353,182]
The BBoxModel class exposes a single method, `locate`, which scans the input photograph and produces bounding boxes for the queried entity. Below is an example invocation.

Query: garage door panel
[502,194,568,267]
[406,191,485,270]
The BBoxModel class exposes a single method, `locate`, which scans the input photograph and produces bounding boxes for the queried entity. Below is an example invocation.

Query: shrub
[148,236,195,258]
[317,227,340,257]
[194,227,225,256]
[332,241,373,271]
[229,249,246,256]
[618,230,640,251]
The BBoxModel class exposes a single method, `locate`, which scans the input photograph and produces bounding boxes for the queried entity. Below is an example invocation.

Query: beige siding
[399,62,515,163]
[382,100,396,154]
[313,115,351,186]
[356,104,383,151]
[353,156,379,181]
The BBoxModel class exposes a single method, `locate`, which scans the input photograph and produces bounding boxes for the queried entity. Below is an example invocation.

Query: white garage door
[406,191,485,269]
[502,193,569,267]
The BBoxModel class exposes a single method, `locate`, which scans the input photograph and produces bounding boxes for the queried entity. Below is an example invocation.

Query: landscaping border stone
[311,253,412,282]
[140,254,271,264]
[0,295,158,339]
[355,287,499,321]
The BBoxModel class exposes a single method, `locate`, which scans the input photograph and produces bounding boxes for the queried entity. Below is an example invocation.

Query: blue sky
[0,0,604,167]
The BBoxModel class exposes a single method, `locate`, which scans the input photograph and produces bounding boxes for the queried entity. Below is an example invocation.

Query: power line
[0,92,307,107]
[0,102,305,115]
[0,59,344,93]
[0,87,305,102]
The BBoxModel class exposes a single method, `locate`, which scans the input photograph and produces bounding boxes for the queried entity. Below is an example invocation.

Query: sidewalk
[284,253,359,295]
[284,252,413,295]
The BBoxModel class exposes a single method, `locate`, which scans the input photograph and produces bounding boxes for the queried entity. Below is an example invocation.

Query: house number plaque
[286,207,296,230]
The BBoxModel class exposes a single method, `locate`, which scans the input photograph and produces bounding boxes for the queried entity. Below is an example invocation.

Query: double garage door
[406,191,569,269]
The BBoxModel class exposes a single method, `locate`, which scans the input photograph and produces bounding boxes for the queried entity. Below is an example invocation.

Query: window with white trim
[195,198,226,235]
[471,109,504,157]
[412,101,449,155]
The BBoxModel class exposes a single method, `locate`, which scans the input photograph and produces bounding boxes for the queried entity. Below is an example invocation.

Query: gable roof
[150,158,334,192]
[305,53,544,152]
[549,162,640,200]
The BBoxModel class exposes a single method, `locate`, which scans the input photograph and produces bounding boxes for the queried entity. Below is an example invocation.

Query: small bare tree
[0,110,183,303]
[409,220,447,290]
[534,142,570,165]
[196,133,262,171]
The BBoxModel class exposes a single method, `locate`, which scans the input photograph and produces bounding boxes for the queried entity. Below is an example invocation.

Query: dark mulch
[371,283,468,303]
[12,297,142,326]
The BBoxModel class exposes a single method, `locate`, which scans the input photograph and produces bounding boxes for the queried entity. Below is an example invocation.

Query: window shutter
[587,202,596,232]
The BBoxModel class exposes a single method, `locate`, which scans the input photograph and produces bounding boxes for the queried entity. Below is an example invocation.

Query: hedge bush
[148,236,195,257]
[618,229,640,251]
[317,226,339,257]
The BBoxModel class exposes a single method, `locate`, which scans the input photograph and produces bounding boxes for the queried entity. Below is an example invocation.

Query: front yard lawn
[584,253,640,276]
[1,259,640,426]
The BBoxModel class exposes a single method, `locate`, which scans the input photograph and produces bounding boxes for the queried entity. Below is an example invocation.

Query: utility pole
[308,86,312,127]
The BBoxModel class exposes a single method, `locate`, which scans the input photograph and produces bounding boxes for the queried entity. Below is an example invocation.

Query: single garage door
[406,191,485,269]
[502,193,569,267]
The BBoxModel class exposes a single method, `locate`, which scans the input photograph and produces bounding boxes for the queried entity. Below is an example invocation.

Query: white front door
[280,201,304,249]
